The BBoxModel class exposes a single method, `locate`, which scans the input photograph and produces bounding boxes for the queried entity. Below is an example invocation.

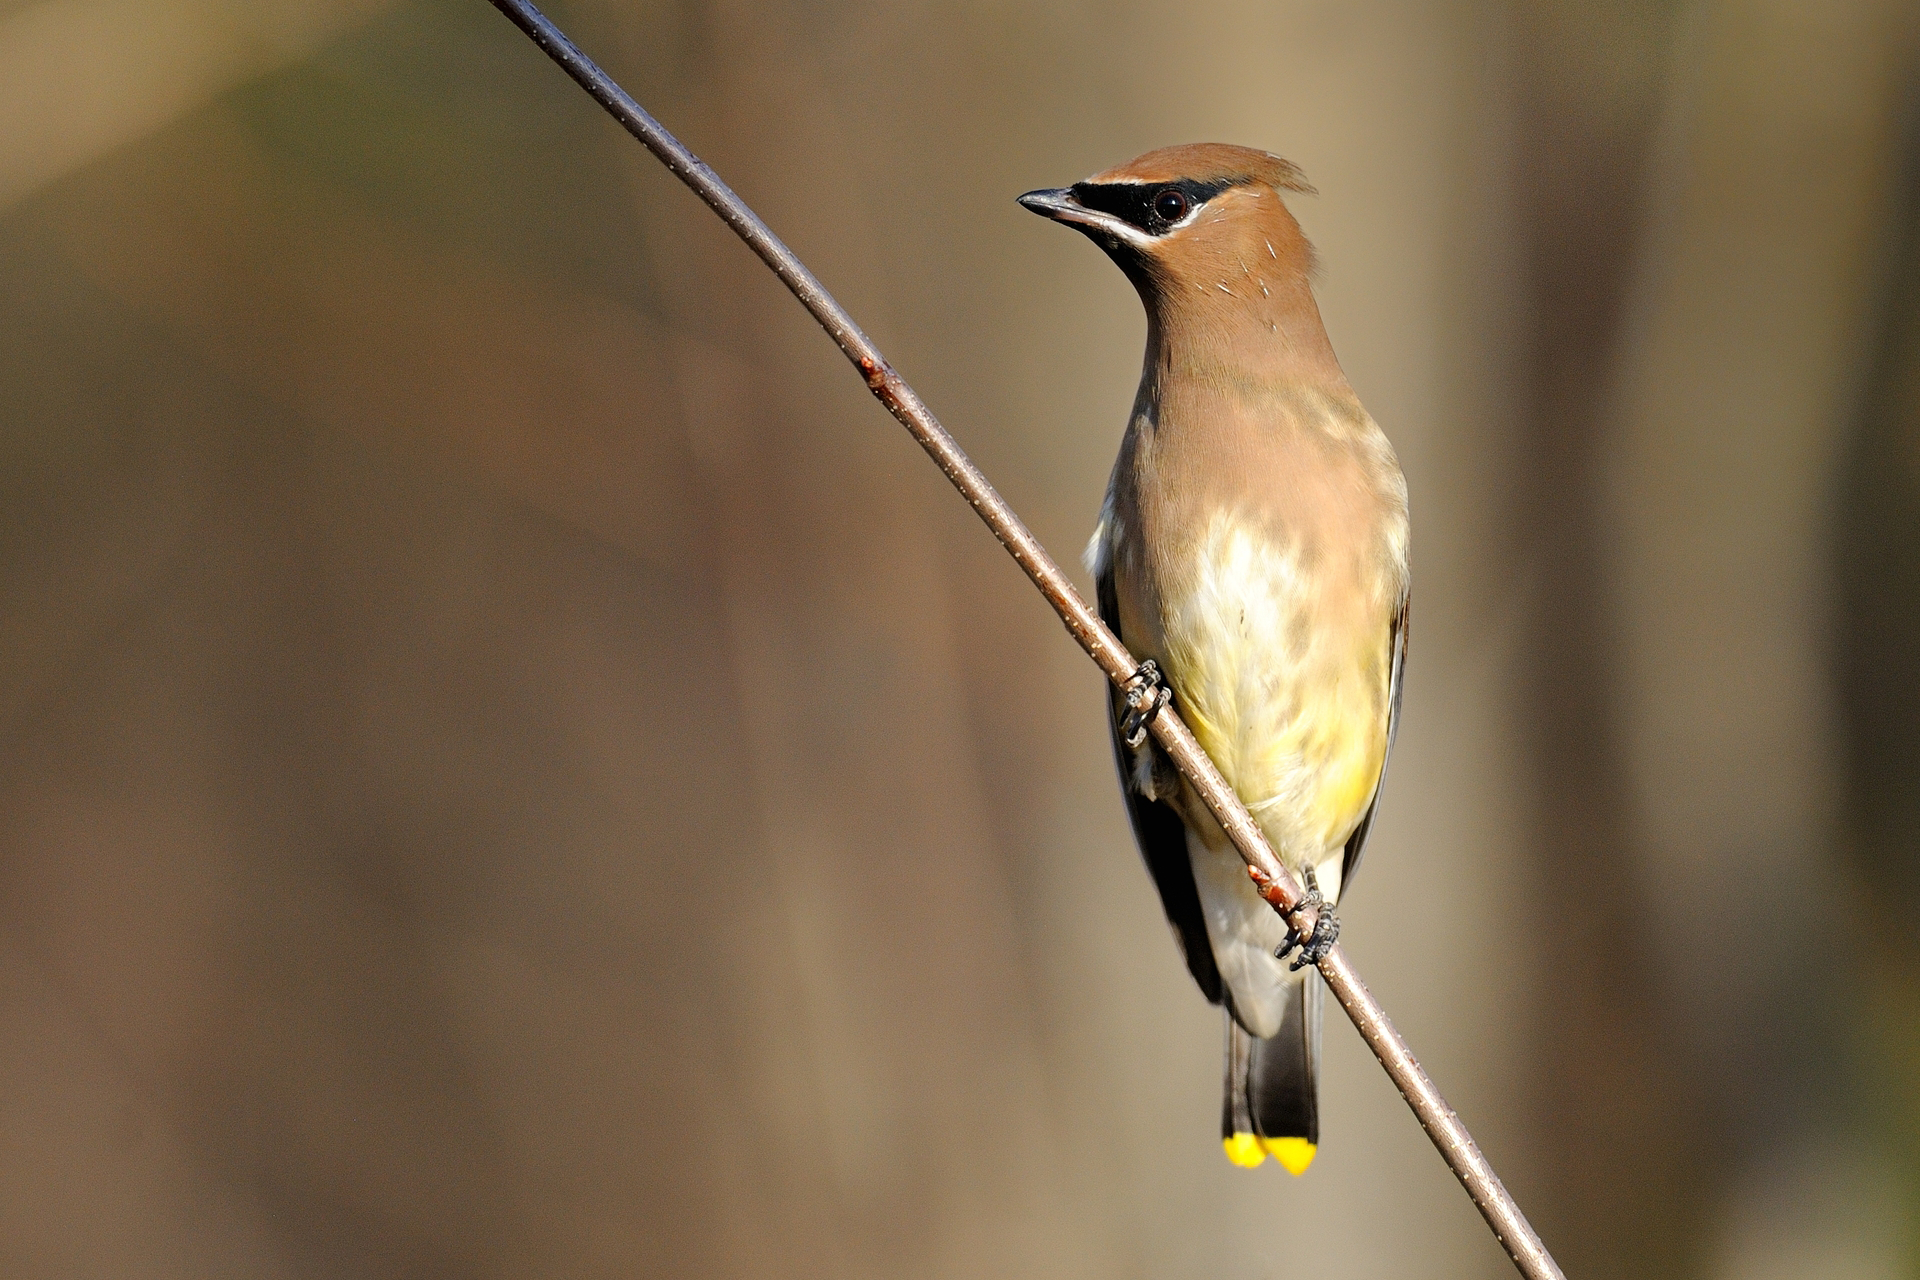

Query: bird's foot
[1276,868,1339,971]
[1120,660,1171,749]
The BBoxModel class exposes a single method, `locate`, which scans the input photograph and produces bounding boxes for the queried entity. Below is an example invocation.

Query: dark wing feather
[1099,563,1223,1004]
[1340,592,1410,893]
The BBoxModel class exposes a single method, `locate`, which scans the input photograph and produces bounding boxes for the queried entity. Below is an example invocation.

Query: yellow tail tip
[1262,1137,1317,1175]
[1222,1132,1267,1168]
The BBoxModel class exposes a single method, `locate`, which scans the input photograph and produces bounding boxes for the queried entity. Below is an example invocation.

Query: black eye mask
[1068,177,1241,235]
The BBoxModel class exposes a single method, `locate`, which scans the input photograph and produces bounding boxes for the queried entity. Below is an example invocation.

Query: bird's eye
[1153,188,1189,222]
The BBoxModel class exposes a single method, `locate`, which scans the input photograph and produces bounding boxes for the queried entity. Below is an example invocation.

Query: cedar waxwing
[1020,145,1409,1174]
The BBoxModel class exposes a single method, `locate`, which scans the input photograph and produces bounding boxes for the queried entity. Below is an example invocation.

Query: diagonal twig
[480,3,1565,1276]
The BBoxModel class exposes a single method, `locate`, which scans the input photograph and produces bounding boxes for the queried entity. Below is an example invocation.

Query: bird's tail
[1221,971,1323,1174]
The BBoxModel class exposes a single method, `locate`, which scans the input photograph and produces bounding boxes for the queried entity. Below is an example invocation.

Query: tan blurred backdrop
[3,0,1919,1276]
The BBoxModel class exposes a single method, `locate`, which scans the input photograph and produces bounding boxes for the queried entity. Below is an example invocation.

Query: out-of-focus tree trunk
[1503,3,1704,1276]
[1840,58,1920,1280]
[1600,2,1918,1275]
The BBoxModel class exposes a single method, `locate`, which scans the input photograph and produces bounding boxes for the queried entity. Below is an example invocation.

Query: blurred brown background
[3,0,1919,1276]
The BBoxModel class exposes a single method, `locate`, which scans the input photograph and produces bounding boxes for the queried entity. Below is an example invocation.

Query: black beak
[1017,187,1082,222]
[1019,185,1135,262]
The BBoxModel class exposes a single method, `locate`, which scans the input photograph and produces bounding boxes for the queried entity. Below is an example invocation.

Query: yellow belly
[1159,514,1389,865]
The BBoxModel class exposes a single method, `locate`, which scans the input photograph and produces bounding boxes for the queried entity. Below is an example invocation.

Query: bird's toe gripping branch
[1120,660,1171,749]
[1259,865,1340,972]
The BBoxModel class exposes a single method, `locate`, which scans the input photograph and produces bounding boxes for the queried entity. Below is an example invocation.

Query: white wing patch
[1084,490,1117,580]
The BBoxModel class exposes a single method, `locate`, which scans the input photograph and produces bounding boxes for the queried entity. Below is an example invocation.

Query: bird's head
[1019,144,1317,291]
[1020,144,1338,377]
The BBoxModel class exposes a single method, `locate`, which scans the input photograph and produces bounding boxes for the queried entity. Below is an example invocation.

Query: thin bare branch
[481,3,1565,1276]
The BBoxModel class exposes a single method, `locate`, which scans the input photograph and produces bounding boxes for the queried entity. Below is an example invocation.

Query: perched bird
[1020,145,1408,1174]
